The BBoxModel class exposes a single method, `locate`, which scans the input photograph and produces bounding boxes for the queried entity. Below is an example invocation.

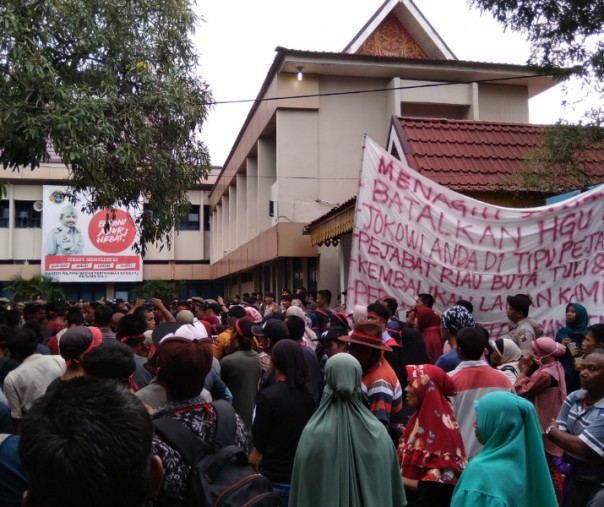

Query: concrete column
[215,204,222,261]
[257,137,276,233]
[236,174,247,246]
[246,158,258,240]
[221,195,229,255]
[228,185,237,249]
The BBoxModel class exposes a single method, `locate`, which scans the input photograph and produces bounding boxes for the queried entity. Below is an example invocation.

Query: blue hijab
[556,302,590,375]
[556,302,589,342]
[451,392,557,507]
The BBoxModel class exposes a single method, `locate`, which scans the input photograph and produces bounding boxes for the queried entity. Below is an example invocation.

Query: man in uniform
[44,204,84,255]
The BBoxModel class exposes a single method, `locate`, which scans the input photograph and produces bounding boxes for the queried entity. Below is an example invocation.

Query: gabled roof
[344,0,456,59]
[390,117,604,192]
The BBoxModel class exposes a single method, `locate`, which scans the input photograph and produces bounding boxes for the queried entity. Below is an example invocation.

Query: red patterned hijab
[399,364,467,484]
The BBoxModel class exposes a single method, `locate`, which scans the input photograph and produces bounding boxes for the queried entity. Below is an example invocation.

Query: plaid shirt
[147,396,249,507]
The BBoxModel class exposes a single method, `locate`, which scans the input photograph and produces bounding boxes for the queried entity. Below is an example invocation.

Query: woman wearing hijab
[450,391,557,507]
[251,339,315,506]
[555,302,589,392]
[514,337,566,505]
[415,307,442,362]
[399,364,466,506]
[289,353,406,507]
[489,338,522,384]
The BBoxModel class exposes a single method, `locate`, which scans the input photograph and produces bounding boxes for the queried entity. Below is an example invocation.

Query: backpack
[153,400,280,507]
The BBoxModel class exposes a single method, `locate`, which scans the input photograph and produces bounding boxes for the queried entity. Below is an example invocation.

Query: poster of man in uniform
[44,202,85,255]
[41,186,143,283]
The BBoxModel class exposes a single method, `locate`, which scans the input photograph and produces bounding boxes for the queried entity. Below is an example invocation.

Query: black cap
[251,319,290,342]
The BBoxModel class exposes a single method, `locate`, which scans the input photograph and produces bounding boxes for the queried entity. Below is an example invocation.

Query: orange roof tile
[396,117,604,192]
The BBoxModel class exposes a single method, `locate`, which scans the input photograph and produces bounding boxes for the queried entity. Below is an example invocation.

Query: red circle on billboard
[88,209,136,253]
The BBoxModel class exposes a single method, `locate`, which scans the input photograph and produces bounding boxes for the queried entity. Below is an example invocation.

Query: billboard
[41,186,143,282]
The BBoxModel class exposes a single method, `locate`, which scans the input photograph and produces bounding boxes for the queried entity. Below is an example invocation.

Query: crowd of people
[0,289,603,507]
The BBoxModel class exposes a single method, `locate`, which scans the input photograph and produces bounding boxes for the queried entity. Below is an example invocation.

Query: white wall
[478,83,529,122]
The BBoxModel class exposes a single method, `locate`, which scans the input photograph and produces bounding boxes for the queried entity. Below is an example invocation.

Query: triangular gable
[344,0,456,60]
[355,13,426,58]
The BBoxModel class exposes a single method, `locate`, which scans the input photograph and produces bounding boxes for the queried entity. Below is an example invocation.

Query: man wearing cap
[319,326,349,358]
[151,333,248,506]
[504,293,541,353]
[44,204,84,255]
[46,326,102,391]
[365,301,407,389]
[220,317,262,429]
[0,297,10,310]
[315,326,349,379]
[136,322,231,410]
[341,322,403,432]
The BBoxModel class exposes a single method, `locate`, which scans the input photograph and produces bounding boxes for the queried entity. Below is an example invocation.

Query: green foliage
[471,0,604,82]
[4,274,65,302]
[522,121,603,192]
[0,0,212,252]
[472,0,604,191]
[135,279,181,305]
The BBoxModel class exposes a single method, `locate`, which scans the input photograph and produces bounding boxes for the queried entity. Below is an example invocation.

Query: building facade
[208,0,556,298]
[0,0,565,300]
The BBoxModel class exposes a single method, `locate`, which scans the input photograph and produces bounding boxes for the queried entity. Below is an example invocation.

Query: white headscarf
[490,338,522,364]
[286,305,317,349]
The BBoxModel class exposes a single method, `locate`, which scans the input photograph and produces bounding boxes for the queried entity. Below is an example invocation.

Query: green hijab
[289,353,406,507]
[451,391,557,507]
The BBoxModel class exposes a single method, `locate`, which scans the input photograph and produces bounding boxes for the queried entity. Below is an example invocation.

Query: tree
[4,274,65,302]
[135,279,182,305]
[471,0,604,191]
[0,0,212,252]
[471,0,604,83]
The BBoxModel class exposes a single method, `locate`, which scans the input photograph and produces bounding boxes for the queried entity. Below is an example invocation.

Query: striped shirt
[557,389,604,480]
[448,360,513,458]
[361,359,403,424]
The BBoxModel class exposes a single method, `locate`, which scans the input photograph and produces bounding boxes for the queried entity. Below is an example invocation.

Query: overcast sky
[194,0,592,166]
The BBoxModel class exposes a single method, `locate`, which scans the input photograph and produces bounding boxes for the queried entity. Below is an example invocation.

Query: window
[293,258,304,290]
[308,257,318,292]
[203,205,210,231]
[176,205,200,231]
[0,201,8,228]
[14,201,41,228]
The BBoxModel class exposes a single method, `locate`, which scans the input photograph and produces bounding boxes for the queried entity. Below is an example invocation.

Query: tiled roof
[397,117,604,192]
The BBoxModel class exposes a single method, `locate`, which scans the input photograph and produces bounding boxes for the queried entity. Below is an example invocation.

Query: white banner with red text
[346,137,604,338]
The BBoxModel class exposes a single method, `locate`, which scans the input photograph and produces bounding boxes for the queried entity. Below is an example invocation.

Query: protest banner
[41,185,143,282]
[347,137,604,338]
